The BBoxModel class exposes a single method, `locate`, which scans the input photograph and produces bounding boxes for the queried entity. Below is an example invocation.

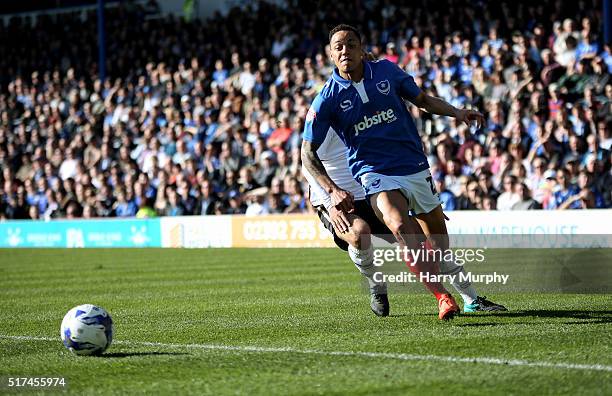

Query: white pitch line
[1,335,611,372]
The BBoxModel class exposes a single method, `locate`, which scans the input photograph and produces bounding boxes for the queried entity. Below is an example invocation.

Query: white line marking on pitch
[1,335,611,372]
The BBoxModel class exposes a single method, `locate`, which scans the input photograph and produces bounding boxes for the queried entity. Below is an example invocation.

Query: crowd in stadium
[0,0,610,220]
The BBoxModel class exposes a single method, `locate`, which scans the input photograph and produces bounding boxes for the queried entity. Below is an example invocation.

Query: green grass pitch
[0,248,610,395]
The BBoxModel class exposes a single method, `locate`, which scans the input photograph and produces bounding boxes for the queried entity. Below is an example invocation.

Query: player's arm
[301,95,354,212]
[411,92,485,128]
[388,61,485,128]
[301,140,354,213]
[301,140,336,194]
[302,162,352,233]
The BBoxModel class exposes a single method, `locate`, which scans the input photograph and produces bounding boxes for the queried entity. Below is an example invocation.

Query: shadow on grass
[410,309,611,325]
[454,322,500,327]
[486,309,612,323]
[100,351,188,358]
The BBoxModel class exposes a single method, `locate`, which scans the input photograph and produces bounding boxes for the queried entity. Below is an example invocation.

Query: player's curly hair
[328,24,362,43]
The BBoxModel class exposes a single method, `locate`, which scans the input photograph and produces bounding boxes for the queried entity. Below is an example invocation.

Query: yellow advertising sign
[231,214,335,248]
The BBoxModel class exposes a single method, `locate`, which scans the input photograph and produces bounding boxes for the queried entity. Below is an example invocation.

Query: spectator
[136,197,157,218]
[0,0,608,221]
[177,185,197,215]
[465,180,481,210]
[384,43,399,63]
[43,190,60,220]
[226,191,246,215]
[527,158,548,202]
[59,148,79,181]
[477,171,500,201]
[455,176,476,210]
[5,194,29,219]
[596,118,611,150]
[267,115,292,154]
[482,196,497,211]
[163,187,185,216]
[549,169,580,209]
[238,166,260,194]
[497,175,521,210]
[198,180,219,215]
[213,60,228,85]
[575,170,606,208]
[114,189,138,217]
[82,204,97,219]
[283,177,306,213]
[245,191,269,216]
[559,188,597,209]
[65,202,81,219]
[512,183,542,210]
[28,205,40,220]
[434,176,457,211]
[444,160,462,196]
[255,151,277,187]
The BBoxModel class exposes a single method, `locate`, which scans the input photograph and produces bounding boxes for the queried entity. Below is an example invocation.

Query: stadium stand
[0,0,610,220]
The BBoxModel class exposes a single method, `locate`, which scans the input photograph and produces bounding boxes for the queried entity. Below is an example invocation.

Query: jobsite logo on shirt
[353,109,397,136]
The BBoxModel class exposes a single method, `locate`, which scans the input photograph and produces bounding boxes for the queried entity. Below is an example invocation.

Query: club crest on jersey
[376,80,390,95]
[340,99,353,112]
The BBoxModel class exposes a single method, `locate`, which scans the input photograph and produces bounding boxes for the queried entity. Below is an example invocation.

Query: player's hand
[329,206,351,234]
[456,109,485,129]
[330,187,354,213]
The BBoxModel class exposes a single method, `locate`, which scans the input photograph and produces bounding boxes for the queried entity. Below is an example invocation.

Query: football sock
[348,244,387,295]
[422,240,477,305]
[439,260,478,305]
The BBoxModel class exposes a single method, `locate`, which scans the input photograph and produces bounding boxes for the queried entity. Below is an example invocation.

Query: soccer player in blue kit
[302,24,506,319]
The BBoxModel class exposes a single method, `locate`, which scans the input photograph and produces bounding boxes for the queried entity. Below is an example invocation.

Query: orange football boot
[438,294,460,320]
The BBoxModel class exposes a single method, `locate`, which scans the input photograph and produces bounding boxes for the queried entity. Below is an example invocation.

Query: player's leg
[413,204,449,250]
[339,215,390,317]
[415,204,507,312]
[369,189,459,319]
[368,189,420,248]
[361,195,444,294]
[316,206,389,316]
[415,207,477,305]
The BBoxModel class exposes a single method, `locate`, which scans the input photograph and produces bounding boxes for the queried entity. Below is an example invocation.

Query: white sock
[348,245,387,294]
[439,259,478,305]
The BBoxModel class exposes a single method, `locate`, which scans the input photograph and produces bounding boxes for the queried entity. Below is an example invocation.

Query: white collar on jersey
[332,61,374,90]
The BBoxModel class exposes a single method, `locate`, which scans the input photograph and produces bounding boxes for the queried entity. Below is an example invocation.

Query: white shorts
[360,170,441,215]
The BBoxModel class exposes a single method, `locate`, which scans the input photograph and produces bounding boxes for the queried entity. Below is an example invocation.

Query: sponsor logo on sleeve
[306,108,317,122]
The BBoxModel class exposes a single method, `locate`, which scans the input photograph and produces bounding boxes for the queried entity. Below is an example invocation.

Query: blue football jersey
[303,60,429,180]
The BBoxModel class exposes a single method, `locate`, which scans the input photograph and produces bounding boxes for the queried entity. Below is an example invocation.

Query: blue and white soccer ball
[60,304,113,356]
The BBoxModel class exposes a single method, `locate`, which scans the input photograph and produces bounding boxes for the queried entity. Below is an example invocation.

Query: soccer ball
[60,304,113,356]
